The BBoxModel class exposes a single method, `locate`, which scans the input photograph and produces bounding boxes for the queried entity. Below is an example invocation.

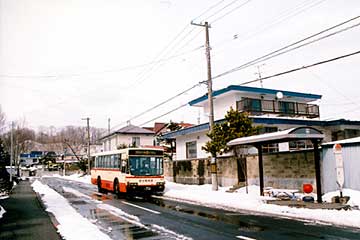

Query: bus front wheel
[113,179,122,199]
[97,177,104,193]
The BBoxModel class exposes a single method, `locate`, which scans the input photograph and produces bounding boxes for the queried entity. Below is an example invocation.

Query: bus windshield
[129,156,163,176]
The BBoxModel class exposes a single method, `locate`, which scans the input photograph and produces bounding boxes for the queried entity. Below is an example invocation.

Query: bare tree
[0,105,6,134]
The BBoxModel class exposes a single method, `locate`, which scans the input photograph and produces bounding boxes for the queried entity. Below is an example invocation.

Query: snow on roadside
[323,189,360,207]
[163,182,360,228]
[31,180,111,240]
[42,173,360,228]
[0,205,5,219]
[43,173,91,184]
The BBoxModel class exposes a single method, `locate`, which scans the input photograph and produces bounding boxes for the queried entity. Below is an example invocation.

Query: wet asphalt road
[38,177,360,240]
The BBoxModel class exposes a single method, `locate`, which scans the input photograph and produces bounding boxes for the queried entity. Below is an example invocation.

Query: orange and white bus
[90,147,165,197]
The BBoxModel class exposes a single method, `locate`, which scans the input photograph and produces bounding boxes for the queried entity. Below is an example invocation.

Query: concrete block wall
[165,149,317,191]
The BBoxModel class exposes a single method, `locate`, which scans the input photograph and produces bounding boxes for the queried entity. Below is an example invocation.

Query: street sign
[333,144,344,196]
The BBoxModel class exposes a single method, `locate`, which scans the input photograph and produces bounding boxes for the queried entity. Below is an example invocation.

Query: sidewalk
[0,180,61,240]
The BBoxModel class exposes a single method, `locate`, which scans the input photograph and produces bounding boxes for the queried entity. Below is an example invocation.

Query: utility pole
[10,121,14,182]
[191,20,217,191]
[108,118,111,134]
[63,146,67,176]
[82,117,91,174]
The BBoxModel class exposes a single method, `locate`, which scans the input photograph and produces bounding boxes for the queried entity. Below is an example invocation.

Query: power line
[103,16,360,137]
[211,15,360,80]
[138,103,189,128]
[100,83,203,137]
[100,50,360,138]
[205,0,241,21]
[239,50,360,86]
[211,0,252,24]
[0,46,202,79]
[192,0,227,21]
[211,0,326,51]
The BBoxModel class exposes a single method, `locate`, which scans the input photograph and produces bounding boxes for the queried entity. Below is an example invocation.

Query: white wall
[203,93,237,121]
[102,134,154,151]
[176,131,211,160]
[322,145,360,192]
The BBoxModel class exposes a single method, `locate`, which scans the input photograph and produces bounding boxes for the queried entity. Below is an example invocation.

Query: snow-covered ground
[31,178,191,240]
[54,174,360,228]
[163,182,360,228]
[32,180,112,240]
[4,172,357,238]
[0,204,5,219]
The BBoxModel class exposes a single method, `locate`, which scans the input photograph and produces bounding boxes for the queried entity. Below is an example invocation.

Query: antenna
[254,64,266,88]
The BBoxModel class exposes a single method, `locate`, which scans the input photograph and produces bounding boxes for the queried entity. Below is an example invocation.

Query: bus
[90,147,165,197]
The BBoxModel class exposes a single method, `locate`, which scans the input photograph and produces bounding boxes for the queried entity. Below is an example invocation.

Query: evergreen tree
[202,107,260,157]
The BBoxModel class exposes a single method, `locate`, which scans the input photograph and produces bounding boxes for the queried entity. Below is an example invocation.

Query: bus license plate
[145,187,151,191]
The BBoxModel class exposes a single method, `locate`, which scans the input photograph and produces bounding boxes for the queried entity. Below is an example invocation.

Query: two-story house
[163,85,360,160]
[161,85,360,187]
[99,124,155,152]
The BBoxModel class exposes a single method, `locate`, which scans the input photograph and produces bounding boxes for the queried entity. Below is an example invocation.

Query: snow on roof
[115,124,154,134]
[322,136,360,146]
[227,127,324,146]
[189,85,322,106]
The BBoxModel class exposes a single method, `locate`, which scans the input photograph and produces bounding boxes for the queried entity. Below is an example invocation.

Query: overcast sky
[1,0,360,131]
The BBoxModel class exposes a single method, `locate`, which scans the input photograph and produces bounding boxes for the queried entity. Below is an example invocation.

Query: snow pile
[32,180,111,240]
[323,189,360,207]
[164,182,267,210]
[45,173,91,184]
[0,194,9,200]
[164,182,360,228]
[0,205,5,219]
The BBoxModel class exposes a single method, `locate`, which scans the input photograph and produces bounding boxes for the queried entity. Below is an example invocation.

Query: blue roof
[161,118,360,139]
[189,85,322,106]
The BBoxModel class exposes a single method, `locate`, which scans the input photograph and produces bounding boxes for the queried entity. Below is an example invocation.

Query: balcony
[237,98,320,118]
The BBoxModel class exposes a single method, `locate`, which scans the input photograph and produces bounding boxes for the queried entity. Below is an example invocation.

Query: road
[39,177,360,240]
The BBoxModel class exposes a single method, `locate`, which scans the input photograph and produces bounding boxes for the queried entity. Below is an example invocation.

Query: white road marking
[236,236,257,240]
[121,201,161,214]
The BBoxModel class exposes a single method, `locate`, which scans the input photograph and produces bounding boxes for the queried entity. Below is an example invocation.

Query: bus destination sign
[129,149,163,156]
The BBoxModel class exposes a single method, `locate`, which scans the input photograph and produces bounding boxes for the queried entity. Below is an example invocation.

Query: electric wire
[211,0,326,50]
[211,0,252,24]
[101,16,360,137]
[238,50,360,86]
[104,50,360,138]
[192,0,227,21]
[105,83,202,134]
[211,16,360,80]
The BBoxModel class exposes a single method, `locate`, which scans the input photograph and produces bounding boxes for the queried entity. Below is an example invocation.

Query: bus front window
[129,156,163,176]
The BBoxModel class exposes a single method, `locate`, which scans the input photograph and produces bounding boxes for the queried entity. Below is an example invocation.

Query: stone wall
[246,150,317,190]
[165,149,317,191]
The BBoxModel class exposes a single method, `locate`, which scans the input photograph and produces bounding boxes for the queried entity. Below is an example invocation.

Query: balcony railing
[237,98,320,118]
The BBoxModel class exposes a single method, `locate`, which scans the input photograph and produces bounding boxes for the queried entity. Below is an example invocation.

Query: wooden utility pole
[82,117,91,174]
[108,118,111,134]
[10,121,14,182]
[191,21,217,191]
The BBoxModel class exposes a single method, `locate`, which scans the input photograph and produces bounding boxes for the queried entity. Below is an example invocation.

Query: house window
[289,140,313,151]
[279,101,295,115]
[186,141,197,159]
[260,127,279,153]
[242,98,262,112]
[132,137,140,147]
